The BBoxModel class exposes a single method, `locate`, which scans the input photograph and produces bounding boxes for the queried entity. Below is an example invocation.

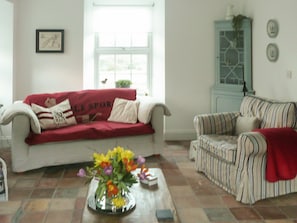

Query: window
[93,6,153,96]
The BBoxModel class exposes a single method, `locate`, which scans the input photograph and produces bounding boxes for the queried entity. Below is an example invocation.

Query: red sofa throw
[23,88,137,123]
[254,128,297,182]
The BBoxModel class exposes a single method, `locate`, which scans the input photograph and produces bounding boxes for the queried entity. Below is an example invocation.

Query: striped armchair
[193,95,297,204]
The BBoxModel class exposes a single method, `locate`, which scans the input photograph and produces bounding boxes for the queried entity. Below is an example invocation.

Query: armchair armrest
[0,102,41,134]
[234,132,267,203]
[193,112,239,136]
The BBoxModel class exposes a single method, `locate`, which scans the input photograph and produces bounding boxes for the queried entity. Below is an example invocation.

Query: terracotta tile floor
[0,141,297,223]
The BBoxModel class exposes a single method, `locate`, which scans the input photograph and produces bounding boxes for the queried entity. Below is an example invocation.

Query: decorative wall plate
[266,43,279,62]
[267,19,279,38]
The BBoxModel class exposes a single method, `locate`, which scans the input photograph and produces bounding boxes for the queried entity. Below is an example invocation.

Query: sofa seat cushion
[25,121,154,145]
[198,134,238,163]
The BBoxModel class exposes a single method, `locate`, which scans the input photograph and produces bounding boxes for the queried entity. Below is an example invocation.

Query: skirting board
[164,129,196,141]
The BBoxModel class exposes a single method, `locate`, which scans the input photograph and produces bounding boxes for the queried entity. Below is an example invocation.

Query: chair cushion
[198,135,238,163]
[235,116,261,135]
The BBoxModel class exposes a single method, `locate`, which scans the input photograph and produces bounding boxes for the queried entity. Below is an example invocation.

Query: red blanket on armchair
[254,128,297,182]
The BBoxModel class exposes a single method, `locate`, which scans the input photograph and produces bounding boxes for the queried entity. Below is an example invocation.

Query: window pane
[131,33,148,47]
[115,34,131,47]
[99,33,115,47]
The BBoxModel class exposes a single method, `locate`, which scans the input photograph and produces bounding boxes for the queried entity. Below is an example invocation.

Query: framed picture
[36,29,64,53]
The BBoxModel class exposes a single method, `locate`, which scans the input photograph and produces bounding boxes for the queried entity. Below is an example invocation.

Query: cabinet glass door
[219,30,244,85]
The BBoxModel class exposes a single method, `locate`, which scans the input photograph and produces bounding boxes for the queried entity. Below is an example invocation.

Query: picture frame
[36,29,64,53]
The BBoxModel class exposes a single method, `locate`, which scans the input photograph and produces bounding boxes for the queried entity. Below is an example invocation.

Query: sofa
[191,95,297,204]
[0,89,171,172]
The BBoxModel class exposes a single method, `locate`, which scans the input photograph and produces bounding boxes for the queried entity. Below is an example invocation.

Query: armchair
[192,95,297,204]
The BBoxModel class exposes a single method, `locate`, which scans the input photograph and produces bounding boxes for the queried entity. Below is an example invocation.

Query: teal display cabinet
[211,18,254,113]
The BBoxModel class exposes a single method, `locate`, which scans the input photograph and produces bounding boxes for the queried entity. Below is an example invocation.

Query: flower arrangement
[77,146,150,208]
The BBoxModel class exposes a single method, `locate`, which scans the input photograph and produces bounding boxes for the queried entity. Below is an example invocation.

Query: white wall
[8,0,297,142]
[0,0,13,147]
[242,0,297,100]
[13,0,84,99]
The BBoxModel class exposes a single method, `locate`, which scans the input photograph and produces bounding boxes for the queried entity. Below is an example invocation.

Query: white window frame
[94,32,152,95]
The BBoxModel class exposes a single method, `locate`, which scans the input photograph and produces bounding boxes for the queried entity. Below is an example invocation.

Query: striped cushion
[261,102,296,128]
[31,99,77,129]
[198,134,238,163]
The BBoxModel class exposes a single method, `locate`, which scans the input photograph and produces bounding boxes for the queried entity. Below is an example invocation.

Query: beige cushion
[235,116,261,135]
[108,98,139,124]
[31,99,77,129]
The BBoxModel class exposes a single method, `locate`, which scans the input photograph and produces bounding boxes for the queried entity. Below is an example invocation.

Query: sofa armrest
[137,97,171,124]
[193,112,239,137]
[0,102,41,134]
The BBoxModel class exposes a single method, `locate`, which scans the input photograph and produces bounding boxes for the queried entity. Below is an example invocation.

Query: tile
[43,168,64,178]
[204,208,236,222]
[265,220,295,223]
[31,188,55,198]
[0,215,13,223]
[63,168,81,178]
[169,185,196,198]
[8,188,32,200]
[19,212,46,223]
[172,196,201,209]
[197,195,225,208]
[36,178,58,188]
[23,199,51,212]
[57,178,85,188]
[54,188,79,198]
[72,209,83,223]
[279,205,297,218]
[75,197,86,210]
[221,195,248,208]
[49,198,76,211]
[2,141,297,223]
[0,201,22,214]
[45,210,73,223]
[254,206,287,219]
[14,179,37,188]
[230,207,261,220]
[177,208,210,223]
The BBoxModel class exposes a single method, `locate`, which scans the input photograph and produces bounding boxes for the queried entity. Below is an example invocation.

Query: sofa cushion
[31,99,77,130]
[235,116,261,135]
[25,121,155,145]
[107,98,139,124]
[261,102,296,128]
[24,89,137,123]
[198,135,238,164]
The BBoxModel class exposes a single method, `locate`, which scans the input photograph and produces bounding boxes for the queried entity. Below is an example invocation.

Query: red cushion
[24,89,136,123]
[25,121,155,145]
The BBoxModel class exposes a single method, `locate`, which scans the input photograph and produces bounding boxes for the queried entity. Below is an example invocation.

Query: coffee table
[82,168,179,223]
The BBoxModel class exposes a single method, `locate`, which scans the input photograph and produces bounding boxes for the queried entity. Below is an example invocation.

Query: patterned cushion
[198,134,238,163]
[31,99,77,130]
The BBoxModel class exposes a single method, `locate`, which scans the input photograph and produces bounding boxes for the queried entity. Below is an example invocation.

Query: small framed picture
[36,29,64,53]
